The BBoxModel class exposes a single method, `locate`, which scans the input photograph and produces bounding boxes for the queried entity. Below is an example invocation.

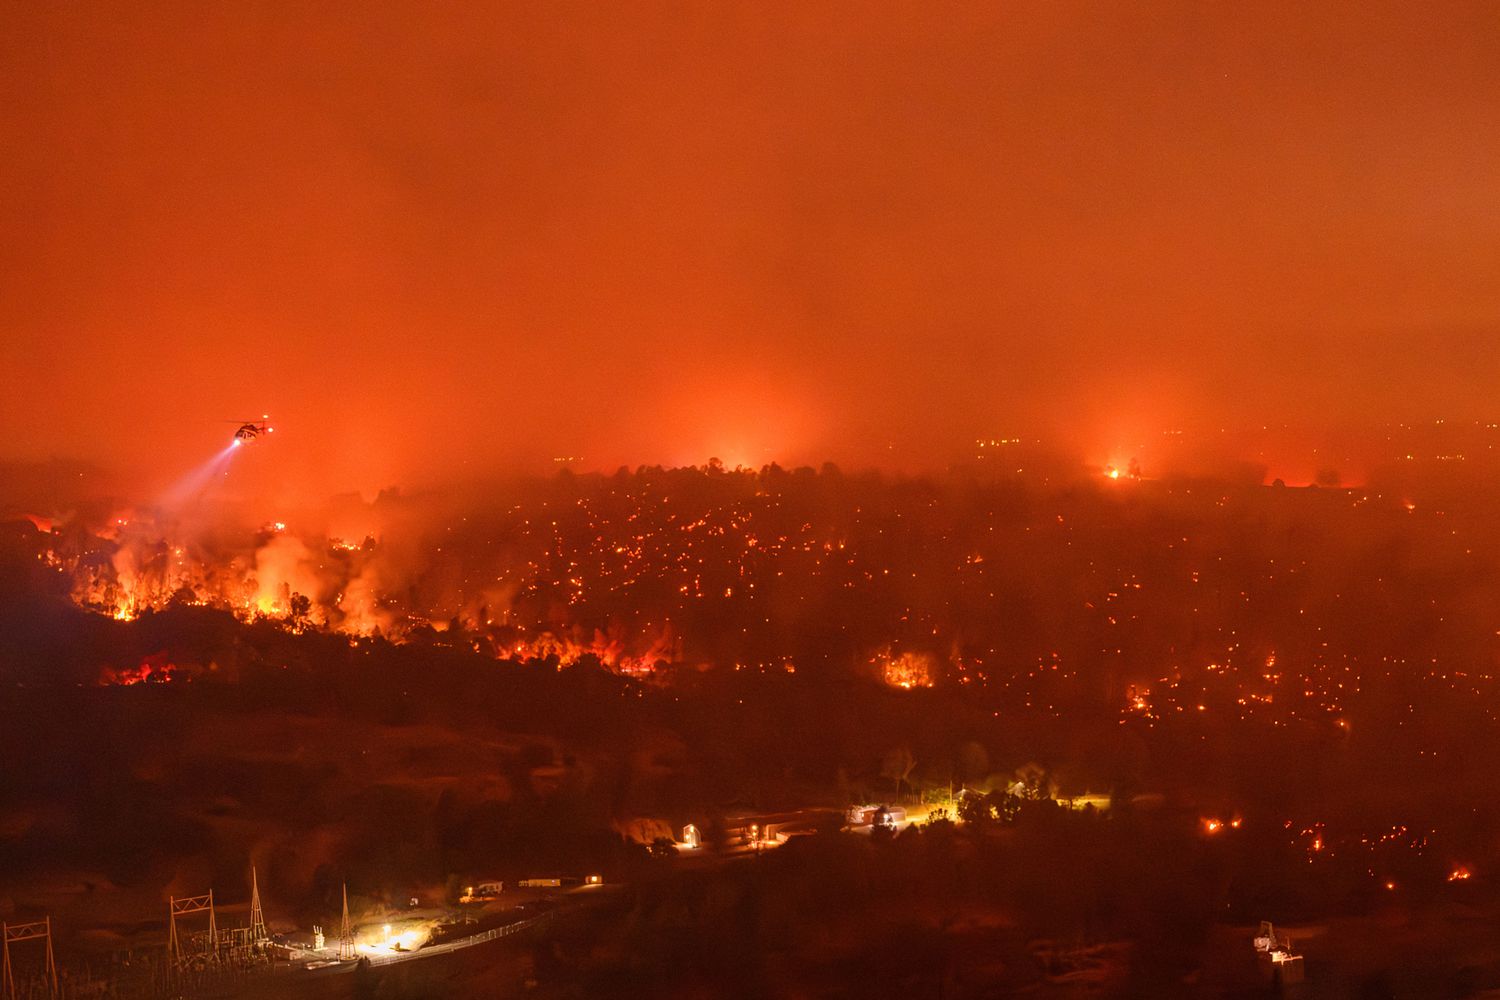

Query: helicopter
[228,416,274,445]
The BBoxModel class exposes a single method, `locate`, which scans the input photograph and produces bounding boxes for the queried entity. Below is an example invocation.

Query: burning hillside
[23,460,1500,720]
[54,508,679,678]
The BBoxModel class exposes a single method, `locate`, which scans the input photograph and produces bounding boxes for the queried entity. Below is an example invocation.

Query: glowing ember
[876,649,936,690]
[99,651,186,686]
[1124,685,1156,720]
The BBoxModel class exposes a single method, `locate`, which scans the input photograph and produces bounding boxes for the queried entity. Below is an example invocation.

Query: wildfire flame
[500,627,675,676]
[876,649,936,690]
[61,515,677,678]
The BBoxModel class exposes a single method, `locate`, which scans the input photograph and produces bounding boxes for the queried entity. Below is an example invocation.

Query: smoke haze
[4,3,1500,501]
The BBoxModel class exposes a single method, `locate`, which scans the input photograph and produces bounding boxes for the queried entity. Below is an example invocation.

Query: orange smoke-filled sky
[3,2,1499,498]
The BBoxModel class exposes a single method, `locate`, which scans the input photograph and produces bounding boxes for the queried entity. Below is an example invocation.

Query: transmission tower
[168,891,218,971]
[2,918,58,1000]
[338,884,356,961]
[248,867,268,947]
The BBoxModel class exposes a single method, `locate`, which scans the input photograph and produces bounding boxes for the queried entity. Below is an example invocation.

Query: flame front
[64,512,677,678]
